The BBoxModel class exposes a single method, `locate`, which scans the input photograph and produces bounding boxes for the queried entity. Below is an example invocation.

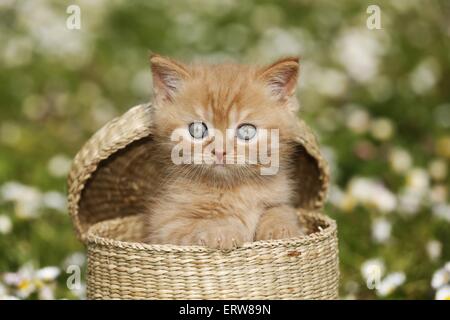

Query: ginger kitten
[144,54,306,249]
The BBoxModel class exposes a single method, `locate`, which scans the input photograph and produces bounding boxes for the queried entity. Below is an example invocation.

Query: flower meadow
[1,0,449,300]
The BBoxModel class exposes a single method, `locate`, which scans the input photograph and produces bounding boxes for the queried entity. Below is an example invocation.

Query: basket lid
[67,103,329,241]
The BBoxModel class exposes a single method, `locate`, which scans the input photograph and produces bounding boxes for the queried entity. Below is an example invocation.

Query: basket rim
[85,210,337,253]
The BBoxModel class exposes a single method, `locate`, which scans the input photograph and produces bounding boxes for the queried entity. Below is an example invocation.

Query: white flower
[409,57,440,95]
[1,182,42,218]
[370,118,394,141]
[433,203,450,222]
[428,159,447,181]
[345,107,371,134]
[445,262,450,272]
[372,218,392,243]
[407,168,430,190]
[388,148,413,174]
[361,258,385,281]
[426,240,442,261]
[4,264,36,299]
[375,189,398,213]
[2,263,60,299]
[398,188,423,216]
[0,295,19,300]
[406,168,430,194]
[377,272,406,297]
[36,266,60,282]
[431,268,449,289]
[0,182,66,217]
[348,177,397,213]
[47,155,72,178]
[17,0,91,64]
[328,185,345,208]
[42,192,67,212]
[349,178,374,201]
[0,214,12,234]
[335,28,385,83]
[38,285,55,300]
[3,263,33,285]
[436,285,450,300]
[1,182,39,202]
[16,281,36,299]
[3,273,21,287]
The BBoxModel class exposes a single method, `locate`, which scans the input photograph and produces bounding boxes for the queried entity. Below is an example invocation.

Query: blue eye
[188,122,208,139]
[237,124,257,141]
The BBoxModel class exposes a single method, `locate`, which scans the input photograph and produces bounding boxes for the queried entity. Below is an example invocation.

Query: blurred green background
[1,0,449,300]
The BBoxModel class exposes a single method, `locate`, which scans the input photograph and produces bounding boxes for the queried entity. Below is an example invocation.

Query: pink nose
[212,149,226,163]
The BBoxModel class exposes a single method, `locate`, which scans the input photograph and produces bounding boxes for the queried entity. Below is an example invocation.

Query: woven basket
[67,103,339,299]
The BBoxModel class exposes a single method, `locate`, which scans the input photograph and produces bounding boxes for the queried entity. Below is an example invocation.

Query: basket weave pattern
[86,212,338,299]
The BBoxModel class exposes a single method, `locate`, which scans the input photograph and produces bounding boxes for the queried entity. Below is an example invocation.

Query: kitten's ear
[257,57,300,101]
[150,54,190,101]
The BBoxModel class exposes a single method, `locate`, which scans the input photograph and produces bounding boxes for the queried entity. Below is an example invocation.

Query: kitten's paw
[255,222,304,240]
[181,223,251,250]
[255,206,306,241]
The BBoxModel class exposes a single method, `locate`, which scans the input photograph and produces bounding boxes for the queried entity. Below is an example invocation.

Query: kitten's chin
[207,164,263,184]
[204,164,230,177]
[211,163,226,170]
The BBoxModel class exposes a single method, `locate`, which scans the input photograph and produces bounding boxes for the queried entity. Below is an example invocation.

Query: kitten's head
[150,54,300,187]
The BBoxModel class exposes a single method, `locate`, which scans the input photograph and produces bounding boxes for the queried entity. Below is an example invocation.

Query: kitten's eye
[188,122,208,139]
[237,123,257,141]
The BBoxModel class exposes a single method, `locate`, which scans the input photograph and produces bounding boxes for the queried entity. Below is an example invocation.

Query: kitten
[144,54,306,249]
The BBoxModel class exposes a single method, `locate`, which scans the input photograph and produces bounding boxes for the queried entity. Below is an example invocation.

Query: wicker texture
[67,103,338,300]
[86,211,338,299]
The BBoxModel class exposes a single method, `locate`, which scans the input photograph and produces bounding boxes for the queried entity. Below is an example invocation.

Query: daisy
[376,272,406,297]
[436,286,450,300]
